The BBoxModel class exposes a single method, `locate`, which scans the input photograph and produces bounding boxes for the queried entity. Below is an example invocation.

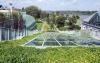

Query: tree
[25,6,41,19]
[0,13,5,27]
[67,15,81,30]
[76,15,80,19]
[40,11,49,19]
[0,5,3,8]
[46,14,56,30]
[42,22,49,32]
[21,7,25,12]
[74,25,81,30]
[0,13,5,22]
[56,15,65,28]
[46,14,67,31]
[13,13,24,30]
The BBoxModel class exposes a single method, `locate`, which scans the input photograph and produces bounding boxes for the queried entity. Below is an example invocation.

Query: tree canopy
[25,6,41,19]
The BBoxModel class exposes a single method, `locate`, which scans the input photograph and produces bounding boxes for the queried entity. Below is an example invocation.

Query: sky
[0,0,100,11]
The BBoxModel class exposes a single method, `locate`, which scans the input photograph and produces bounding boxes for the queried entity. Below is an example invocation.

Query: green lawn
[0,33,100,63]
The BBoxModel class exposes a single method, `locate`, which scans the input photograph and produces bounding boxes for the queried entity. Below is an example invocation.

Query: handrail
[83,22,100,29]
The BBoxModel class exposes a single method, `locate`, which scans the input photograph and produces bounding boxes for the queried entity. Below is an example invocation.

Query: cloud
[73,0,78,3]
[1,0,100,11]
[38,0,43,2]
[60,0,78,6]
[37,0,78,5]
[37,0,78,3]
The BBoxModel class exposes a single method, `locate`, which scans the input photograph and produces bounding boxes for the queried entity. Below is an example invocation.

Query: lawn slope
[0,33,100,63]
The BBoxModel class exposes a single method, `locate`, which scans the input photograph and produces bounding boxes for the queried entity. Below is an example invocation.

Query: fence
[0,27,29,41]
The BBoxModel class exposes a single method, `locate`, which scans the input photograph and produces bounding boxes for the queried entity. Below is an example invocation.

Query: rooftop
[83,11,100,27]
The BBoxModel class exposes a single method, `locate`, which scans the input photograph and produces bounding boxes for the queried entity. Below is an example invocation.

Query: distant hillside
[46,11,97,15]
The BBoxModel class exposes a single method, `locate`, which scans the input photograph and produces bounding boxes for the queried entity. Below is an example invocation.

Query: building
[0,7,36,41]
[82,12,100,38]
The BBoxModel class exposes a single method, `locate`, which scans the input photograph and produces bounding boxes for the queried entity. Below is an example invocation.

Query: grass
[36,22,43,30]
[0,33,100,63]
[81,36,93,39]
[0,33,41,48]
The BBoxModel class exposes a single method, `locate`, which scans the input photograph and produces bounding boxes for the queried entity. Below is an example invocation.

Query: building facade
[0,8,36,41]
[82,12,100,38]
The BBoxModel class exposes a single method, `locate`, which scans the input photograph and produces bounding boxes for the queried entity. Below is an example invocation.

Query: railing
[0,27,29,41]
[83,22,100,29]
[0,20,29,41]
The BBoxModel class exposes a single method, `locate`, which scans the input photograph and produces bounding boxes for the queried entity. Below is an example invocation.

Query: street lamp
[9,3,14,29]
[9,3,12,15]
[9,2,15,40]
